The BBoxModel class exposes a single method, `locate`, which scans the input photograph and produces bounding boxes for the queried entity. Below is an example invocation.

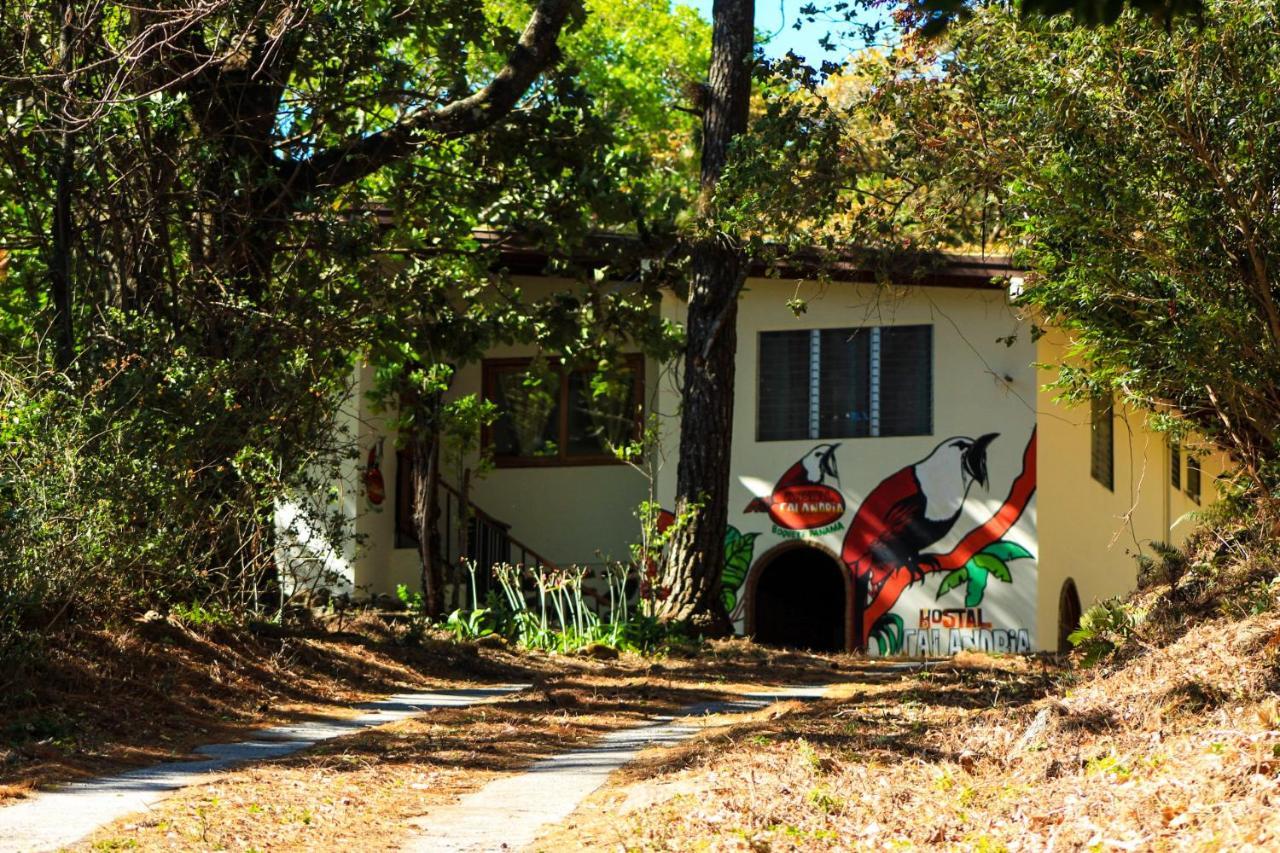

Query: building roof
[474,231,1016,290]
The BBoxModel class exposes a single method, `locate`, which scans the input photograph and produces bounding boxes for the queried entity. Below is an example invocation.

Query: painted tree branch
[859,429,1038,645]
[278,0,581,204]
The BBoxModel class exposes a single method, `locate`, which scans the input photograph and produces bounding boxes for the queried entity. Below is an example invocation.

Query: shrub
[1068,598,1141,668]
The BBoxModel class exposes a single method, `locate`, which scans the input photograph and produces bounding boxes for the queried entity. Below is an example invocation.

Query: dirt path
[402,687,829,852]
[0,687,525,853]
[50,653,855,851]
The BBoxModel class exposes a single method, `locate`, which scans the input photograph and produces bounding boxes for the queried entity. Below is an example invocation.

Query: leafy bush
[1068,598,1141,667]
[0,353,350,676]
[399,561,692,654]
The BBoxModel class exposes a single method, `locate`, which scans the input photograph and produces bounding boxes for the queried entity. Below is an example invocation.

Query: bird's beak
[964,433,999,489]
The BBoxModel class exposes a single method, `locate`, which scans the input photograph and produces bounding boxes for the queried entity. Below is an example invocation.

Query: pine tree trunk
[657,0,754,632]
[50,2,75,372]
[412,431,445,617]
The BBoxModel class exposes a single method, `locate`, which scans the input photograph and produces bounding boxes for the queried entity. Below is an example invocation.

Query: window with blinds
[1170,440,1181,490]
[1090,394,1114,491]
[757,325,931,441]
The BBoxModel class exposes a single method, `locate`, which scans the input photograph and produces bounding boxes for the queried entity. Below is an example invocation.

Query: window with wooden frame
[1186,455,1202,504]
[1090,394,1114,491]
[481,355,644,467]
[756,325,932,441]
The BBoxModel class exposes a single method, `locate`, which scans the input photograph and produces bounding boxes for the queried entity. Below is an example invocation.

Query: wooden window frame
[481,354,645,468]
[1186,454,1202,504]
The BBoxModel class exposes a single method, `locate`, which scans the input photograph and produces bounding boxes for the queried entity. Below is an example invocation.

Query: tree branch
[277,0,581,205]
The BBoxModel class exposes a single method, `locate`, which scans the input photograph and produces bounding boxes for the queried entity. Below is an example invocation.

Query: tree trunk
[50,1,75,371]
[656,0,754,633]
[412,429,445,618]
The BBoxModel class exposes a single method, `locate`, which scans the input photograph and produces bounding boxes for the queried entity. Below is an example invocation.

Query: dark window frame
[755,324,933,442]
[1170,440,1181,490]
[1090,394,1115,491]
[480,354,645,468]
[1186,455,1202,504]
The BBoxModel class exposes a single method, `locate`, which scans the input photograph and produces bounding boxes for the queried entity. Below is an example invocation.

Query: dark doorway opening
[1058,578,1082,654]
[751,548,847,652]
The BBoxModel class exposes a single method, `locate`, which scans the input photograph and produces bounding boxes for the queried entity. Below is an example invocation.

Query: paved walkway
[402,685,830,852]
[0,686,525,853]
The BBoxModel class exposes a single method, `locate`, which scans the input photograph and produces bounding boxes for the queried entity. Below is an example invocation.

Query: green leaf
[936,567,969,599]
[963,564,990,608]
[972,552,1013,584]
[721,526,759,614]
[869,613,904,655]
[980,541,1034,562]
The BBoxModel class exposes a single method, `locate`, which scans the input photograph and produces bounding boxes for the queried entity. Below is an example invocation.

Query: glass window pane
[879,325,933,437]
[567,368,637,456]
[758,331,811,440]
[491,366,561,458]
[1090,394,1114,490]
[1186,455,1201,503]
[818,327,870,438]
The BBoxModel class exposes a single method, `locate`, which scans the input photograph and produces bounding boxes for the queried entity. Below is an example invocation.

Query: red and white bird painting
[745,444,846,530]
[840,433,998,597]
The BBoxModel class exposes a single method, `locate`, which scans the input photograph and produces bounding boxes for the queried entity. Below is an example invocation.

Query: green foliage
[169,602,240,628]
[720,526,760,617]
[936,541,1032,607]
[405,561,694,654]
[869,613,905,656]
[846,0,1278,498]
[0,0,703,662]
[1068,598,1140,667]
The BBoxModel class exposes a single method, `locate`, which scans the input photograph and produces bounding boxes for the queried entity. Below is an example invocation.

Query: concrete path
[402,685,830,852]
[0,686,525,853]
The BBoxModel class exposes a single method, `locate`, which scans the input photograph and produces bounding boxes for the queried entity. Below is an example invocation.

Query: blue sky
[682,0,895,61]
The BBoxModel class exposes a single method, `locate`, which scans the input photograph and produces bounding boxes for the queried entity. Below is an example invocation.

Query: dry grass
[0,613,547,798]
[67,644,856,852]
[539,618,1280,851]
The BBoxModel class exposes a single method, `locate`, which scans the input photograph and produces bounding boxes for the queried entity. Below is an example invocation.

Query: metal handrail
[438,479,559,573]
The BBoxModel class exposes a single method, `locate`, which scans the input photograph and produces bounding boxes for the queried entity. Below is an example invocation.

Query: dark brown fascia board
[370,226,1017,289]
[473,232,1017,290]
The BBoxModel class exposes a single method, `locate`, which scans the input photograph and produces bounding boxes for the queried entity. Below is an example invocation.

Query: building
[280,247,1227,655]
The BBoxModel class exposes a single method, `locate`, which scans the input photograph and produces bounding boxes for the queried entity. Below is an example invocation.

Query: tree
[847,0,1273,493]
[0,0,686,639]
[654,0,757,632]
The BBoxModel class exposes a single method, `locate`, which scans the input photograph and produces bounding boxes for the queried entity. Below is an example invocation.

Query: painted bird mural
[841,433,999,597]
[745,443,845,530]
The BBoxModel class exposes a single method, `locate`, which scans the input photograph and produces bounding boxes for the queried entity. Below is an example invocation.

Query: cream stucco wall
[344,276,652,598]
[321,270,1235,658]
[1035,330,1229,651]
[658,278,1039,653]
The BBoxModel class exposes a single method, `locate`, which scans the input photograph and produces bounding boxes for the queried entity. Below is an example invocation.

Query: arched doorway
[1058,578,1082,654]
[748,545,848,652]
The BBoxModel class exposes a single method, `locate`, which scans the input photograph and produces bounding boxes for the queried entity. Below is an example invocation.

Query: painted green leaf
[870,613,905,656]
[972,552,1013,584]
[720,526,759,614]
[936,567,969,599]
[963,563,990,608]
[980,541,1034,562]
